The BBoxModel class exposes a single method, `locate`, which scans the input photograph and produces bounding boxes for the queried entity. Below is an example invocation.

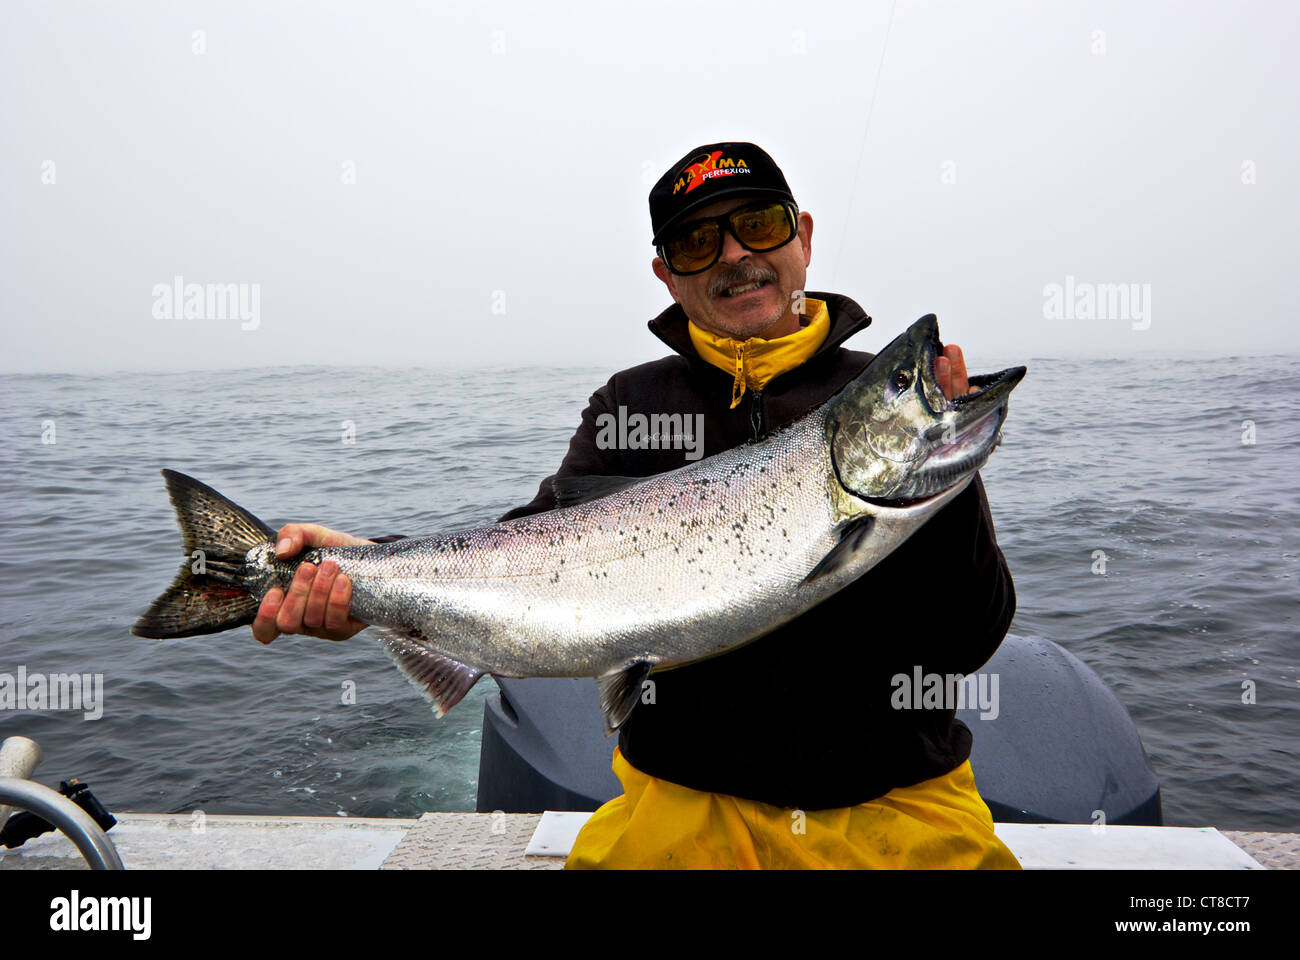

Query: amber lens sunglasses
[658,201,798,276]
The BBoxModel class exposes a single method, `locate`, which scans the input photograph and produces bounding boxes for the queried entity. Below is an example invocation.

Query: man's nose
[718,226,750,265]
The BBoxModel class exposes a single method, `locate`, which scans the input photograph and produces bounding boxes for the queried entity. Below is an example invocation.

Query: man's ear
[651,256,681,303]
[797,211,813,268]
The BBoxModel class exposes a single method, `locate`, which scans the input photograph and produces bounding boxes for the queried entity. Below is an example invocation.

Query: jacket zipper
[749,389,765,440]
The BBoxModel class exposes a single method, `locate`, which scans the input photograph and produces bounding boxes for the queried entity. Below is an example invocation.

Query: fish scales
[132,315,1026,731]
[302,421,838,676]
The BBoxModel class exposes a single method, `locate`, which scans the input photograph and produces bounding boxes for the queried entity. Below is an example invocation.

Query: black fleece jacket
[499,292,1016,810]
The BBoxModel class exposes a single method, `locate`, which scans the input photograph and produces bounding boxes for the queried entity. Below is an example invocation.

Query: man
[254,142,1020,869]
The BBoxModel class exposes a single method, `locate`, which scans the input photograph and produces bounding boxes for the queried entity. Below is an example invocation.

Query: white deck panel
[993,823,1265,870]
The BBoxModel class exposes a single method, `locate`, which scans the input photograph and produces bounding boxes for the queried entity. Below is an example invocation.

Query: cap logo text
[672,151,750,195]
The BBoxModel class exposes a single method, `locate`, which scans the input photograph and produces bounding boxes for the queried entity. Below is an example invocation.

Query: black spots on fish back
[436,536,472,555]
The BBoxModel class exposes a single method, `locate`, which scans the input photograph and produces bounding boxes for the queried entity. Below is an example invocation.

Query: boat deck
[0,812,1294,870]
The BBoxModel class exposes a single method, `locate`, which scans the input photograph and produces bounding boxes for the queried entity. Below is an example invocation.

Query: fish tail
[132,470,277,639]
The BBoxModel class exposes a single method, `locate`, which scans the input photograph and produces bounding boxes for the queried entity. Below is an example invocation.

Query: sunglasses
[658,200,799,276]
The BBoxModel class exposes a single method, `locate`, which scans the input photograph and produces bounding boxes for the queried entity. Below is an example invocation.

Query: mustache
[707,262,779,298]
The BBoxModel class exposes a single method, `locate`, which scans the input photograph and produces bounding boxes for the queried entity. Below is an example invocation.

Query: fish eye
[892,368,913,392]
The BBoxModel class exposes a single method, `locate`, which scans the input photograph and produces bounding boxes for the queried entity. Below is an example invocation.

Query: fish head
[825,314,1025,503]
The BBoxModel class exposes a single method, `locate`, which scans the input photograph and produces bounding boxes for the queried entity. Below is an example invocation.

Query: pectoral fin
[800,516,875,585]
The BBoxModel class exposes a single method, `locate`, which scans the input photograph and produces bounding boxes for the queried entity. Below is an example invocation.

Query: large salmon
[133,315,1025,733]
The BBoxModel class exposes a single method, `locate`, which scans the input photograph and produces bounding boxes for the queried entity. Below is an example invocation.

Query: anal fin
[373,628,484,718]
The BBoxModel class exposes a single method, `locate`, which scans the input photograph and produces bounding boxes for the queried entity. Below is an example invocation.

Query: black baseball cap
[649,142,796,246]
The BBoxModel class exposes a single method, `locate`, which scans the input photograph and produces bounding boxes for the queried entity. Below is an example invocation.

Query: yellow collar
[688,299,830,408]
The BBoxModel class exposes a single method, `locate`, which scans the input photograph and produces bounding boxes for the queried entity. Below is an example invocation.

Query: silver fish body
[264,419,953,675]
[134,315,1026,731]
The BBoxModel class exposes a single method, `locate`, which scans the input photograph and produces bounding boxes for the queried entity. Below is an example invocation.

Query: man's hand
[252,524,372,645]
[935,343,979,400]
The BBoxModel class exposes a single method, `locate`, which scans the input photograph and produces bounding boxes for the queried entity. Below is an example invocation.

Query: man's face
[652,195,814,341]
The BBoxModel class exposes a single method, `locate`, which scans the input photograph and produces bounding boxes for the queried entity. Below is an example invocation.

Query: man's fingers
[275,524,302,559]
[935,355,952,399]
[303,561,339,630]
[276,562,316,633]
[257,525,372,642]
[274,523,330,558]
[253,588,284,645]
[943,344,969,398]
[324,574,355,636]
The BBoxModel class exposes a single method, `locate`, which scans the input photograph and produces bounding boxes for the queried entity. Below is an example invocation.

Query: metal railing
[0,778,123,870]
[0,735,123,871]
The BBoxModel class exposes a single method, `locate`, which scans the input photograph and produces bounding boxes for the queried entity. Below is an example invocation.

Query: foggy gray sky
[2,0,1297,373]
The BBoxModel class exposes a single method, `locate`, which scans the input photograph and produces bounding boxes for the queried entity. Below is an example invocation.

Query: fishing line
[831,0,897,290]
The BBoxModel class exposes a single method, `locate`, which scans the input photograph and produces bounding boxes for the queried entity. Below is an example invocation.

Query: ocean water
[0,357,1297,831]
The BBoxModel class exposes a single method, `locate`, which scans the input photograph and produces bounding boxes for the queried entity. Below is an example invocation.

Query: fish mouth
[867,363,1027,507]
